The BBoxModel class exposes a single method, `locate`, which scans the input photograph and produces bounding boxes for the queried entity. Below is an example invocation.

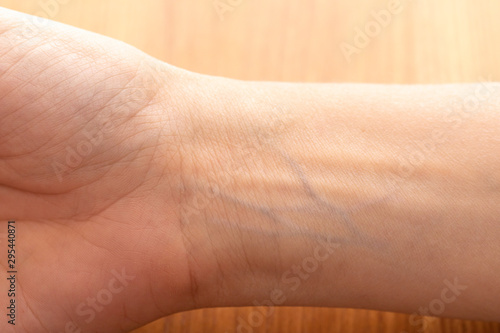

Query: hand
[2,7,500,333]
[0,7,194,332]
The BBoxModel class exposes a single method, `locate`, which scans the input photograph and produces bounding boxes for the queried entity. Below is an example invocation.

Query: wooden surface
[1,0,500,332]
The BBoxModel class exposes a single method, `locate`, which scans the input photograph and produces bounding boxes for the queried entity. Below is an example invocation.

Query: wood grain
[1,0,499,332]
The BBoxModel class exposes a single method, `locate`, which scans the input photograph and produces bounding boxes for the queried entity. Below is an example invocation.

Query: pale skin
[0,7,499,333]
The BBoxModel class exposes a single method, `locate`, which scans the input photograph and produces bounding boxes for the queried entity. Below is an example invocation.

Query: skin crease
[1,6,500,333]
[0,8,197,333]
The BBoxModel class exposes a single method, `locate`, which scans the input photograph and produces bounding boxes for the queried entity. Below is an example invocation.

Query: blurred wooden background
[1,0,500,332]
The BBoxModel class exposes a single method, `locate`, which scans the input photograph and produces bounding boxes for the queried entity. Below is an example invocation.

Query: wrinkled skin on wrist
[0,8,198,332]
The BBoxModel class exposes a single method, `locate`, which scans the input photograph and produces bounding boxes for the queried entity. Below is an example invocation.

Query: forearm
[172,74,500,320]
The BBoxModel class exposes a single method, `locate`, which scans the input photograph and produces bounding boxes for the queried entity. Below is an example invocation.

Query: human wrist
[165,75,345,309]
[165,79,500,321]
